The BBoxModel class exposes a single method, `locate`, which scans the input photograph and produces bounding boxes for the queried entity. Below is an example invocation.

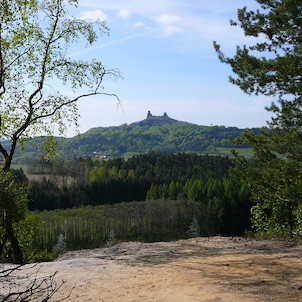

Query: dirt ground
[3,237,302,301]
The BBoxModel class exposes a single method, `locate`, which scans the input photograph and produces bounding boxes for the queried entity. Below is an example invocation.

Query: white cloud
[80,9,108,21]
[77,0,181,16]
[152,14,183,36]
[152,14,182,25]
[132,21,147,28]
[77,0,256,18]
[162,25,183,37]
[117,9,131,19]
[70,30,156,57]
[77,0,259,42]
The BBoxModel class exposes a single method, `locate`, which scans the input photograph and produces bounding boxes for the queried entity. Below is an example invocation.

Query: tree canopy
[0,0,119,263]
[0,0,120,171]
[215,0,302,237]
[0,171,29,263]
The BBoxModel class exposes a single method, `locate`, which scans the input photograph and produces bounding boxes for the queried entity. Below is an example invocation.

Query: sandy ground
[2,237,302,301]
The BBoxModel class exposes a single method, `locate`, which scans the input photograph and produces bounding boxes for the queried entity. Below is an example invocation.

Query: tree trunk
[5,215,24,264]
[0,139,24,263]
[288,203,294,239]
[0,233,8,261]
[3,157,12,172]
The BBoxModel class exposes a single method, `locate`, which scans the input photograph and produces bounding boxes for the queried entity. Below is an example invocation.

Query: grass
[194,147,253,157]
[216,147,253,157]
[120,152,141,159]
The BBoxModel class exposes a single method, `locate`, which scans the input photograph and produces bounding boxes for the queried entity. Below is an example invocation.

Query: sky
[64,0,273,137]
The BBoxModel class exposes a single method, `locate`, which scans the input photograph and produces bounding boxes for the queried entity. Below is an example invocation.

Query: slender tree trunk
[5,215,23,263]
[288,204,294,239]
[1,142,24,263]
[3,157,12,172]
[0,233,8,260]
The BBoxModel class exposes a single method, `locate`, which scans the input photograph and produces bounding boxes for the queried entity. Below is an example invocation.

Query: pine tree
[215,0,302,237]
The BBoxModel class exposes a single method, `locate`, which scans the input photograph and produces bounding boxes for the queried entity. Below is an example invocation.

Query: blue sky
[65,0,272,136]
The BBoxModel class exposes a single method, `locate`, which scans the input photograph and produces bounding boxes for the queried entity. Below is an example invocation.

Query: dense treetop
[1,113,258,163]
[58,113,258,159]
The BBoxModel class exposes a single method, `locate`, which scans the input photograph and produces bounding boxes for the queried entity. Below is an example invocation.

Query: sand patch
[2,237,302,301]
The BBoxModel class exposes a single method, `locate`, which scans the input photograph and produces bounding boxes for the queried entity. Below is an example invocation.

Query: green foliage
[0,171,37,263]
[33,200,211,253]
[28,154,235,209]
[58,122,256,159]
[31,177,252,254]
[0,0,119,171]
[28,154,252,237]
[0,0,118,264]
[215,0,302,238]
[3,122,257,164]
[0,171,27,220]
[146,176,252,235]
[15,213,40,261]
[25,153,253,254]
[214,0,302,97]
[232,139,302,237]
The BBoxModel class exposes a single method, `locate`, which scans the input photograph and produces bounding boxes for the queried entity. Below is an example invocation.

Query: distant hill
[4,111,260,164]
[58,111,259,159]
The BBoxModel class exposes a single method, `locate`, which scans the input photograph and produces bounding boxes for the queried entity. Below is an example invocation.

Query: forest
[15,152,252,260]
[60,122,252,158]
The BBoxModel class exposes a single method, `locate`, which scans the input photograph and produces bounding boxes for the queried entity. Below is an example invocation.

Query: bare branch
[0,264,74,302]
[30,91,122,123]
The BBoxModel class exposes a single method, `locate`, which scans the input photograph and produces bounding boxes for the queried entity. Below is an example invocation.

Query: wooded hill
[4,112,259,163]
[59,112,258,159]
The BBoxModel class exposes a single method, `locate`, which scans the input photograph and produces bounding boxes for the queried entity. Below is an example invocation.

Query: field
[4,237,301,302]
[215,147,254,156]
